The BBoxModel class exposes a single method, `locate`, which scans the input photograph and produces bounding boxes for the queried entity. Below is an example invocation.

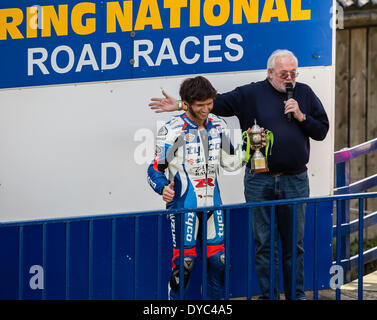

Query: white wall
[0,66,334,222]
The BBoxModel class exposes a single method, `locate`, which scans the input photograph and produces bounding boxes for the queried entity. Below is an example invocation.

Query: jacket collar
[181,113,210,129]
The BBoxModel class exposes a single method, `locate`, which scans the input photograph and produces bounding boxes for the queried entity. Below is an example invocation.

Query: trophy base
[250,168,269,173]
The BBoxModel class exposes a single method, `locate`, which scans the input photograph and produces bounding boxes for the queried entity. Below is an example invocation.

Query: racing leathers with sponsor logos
[147,112,248,300]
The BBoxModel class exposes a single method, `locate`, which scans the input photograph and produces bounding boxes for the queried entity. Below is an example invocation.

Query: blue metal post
[247,208,253,300]
[18,226,23,300]
[65,222,70,300]
[358,198,364,300]
[224,209,230,300]
[202,211,208,300]
[42,223,47,300]
[156,215,162,299]
[336,200,342,300]
[88,220,93,300]
[179,212,185,300]
[313,202,319,300]
[269,206,275,300]
[134,216,140,300]
[336,161,351,280]
[291,204,297,300]
[111,218,116,300]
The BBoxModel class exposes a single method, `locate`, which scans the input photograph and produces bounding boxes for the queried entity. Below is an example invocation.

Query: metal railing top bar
[1,192,377,228]
[334,137,377,164]
[334,174,377,195]
[2,192,377,228]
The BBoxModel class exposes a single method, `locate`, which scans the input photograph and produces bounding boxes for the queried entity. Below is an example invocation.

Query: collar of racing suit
[181,113,209,129]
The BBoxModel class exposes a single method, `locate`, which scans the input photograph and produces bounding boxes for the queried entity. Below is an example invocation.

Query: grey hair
[267,49,298,70]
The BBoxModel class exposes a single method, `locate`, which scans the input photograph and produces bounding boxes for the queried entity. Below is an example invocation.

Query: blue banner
[0,0,333,89]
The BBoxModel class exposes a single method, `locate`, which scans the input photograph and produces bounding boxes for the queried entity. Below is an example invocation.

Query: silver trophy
[248,120,269,173]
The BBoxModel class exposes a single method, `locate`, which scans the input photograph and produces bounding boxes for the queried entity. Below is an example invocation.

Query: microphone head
[285,82,293,92]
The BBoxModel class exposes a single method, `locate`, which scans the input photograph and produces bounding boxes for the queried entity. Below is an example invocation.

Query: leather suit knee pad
[208,251,225,272]
[170,256,194,292]
[207,251,226,286]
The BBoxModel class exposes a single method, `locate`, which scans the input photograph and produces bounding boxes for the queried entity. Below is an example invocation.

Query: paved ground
[233,270,377,300]
[333,270,377,300]
[304,288,377,300]
[286,271,377,299]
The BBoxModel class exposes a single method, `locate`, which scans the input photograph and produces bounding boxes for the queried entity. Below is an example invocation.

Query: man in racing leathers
[147,76,251,300]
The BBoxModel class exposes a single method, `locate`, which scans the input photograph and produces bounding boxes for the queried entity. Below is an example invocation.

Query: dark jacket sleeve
[299,88,329,141]
[212,86,244,118]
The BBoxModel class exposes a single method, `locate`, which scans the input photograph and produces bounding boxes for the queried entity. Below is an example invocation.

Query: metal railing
[334,138,377,195]
[1,192,377,300]
[334,137,377,300]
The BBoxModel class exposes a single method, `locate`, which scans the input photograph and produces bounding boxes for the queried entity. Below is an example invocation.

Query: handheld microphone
[286,83,294,122]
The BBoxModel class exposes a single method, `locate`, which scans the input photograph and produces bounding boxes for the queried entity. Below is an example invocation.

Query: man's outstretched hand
[149,90,178,113]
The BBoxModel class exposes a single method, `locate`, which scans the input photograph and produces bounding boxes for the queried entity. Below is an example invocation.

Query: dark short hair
[179,76,217,105]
